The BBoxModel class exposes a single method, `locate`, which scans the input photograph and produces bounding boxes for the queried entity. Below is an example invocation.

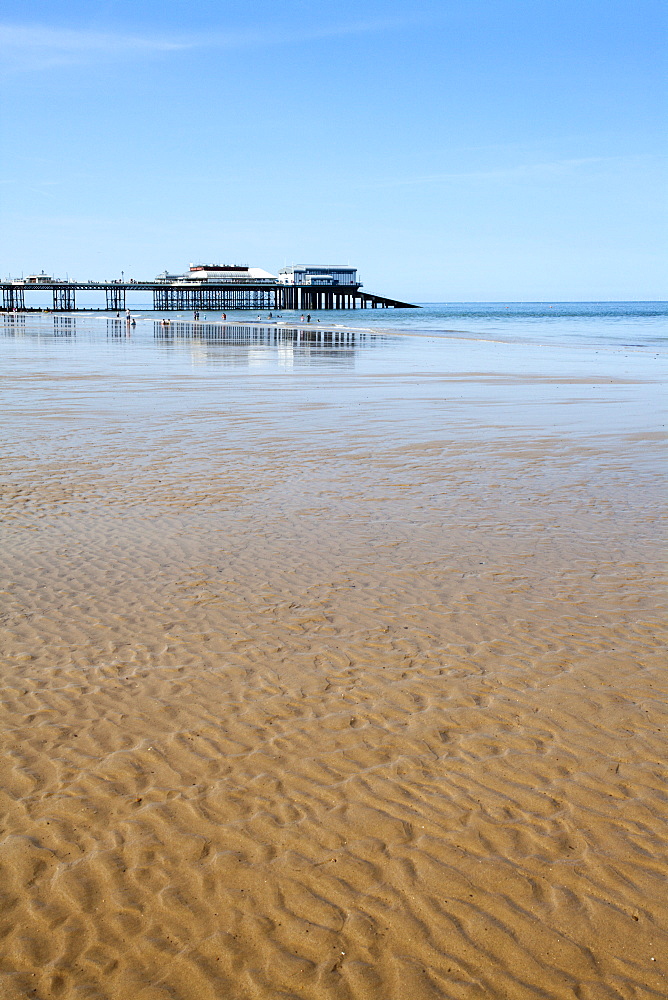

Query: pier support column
[53,287,76,311]
[3,287,25,311]
[106,286,126,311]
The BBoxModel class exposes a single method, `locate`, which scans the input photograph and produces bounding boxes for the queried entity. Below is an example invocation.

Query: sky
[0,0,665,301]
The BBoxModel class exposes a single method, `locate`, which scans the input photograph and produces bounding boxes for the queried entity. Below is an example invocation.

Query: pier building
[278,266,358,286]
[26,271,57,285]
[1,262,417,312]
[158,264,278,283]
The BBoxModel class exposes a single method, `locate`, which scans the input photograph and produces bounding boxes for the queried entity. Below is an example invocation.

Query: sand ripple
[0,326,666,998]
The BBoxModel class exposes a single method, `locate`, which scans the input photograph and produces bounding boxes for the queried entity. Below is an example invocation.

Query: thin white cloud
[0,14,429,71]
[357,154,662,190]
[0,24,192,70]
[231,13,430,46]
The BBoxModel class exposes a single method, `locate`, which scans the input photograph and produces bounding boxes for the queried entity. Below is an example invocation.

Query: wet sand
[0,319,666,999]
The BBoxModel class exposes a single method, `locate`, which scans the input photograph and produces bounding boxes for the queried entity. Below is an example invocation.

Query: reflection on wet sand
[1,314,79,338]
[152,320,364,343]
[152,321,363,368]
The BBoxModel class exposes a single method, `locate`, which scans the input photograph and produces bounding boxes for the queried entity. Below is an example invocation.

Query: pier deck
[0,280,418,312]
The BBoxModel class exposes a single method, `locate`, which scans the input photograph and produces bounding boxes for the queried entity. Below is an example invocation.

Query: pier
[0,268,418,313]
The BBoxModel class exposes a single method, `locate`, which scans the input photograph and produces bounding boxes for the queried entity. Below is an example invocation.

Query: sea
[3,299,665,346]
[286,300,667,347]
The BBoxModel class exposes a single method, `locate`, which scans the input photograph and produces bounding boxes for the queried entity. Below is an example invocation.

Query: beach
[0,307,666,999]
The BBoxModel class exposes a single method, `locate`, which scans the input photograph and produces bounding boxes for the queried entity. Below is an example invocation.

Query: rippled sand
[1,319,666,999]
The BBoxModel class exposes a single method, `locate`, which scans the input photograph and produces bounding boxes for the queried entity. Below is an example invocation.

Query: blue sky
[0,0,665,300]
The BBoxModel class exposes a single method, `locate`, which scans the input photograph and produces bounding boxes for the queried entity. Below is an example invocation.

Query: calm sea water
[4,300,666,346]
[340,301,667,348]
[3,298,666,333]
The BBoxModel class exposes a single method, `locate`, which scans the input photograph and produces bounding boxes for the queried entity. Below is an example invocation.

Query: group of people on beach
[116,310,324,327]
[176,311,322,324]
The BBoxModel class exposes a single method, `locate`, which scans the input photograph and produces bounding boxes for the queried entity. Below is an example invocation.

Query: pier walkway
[0,280,418,312]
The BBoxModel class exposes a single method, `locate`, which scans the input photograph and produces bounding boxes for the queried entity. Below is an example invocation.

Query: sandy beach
[0,312,666,999]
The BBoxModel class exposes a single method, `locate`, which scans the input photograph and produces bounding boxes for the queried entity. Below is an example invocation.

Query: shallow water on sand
[0,313,666,1000]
